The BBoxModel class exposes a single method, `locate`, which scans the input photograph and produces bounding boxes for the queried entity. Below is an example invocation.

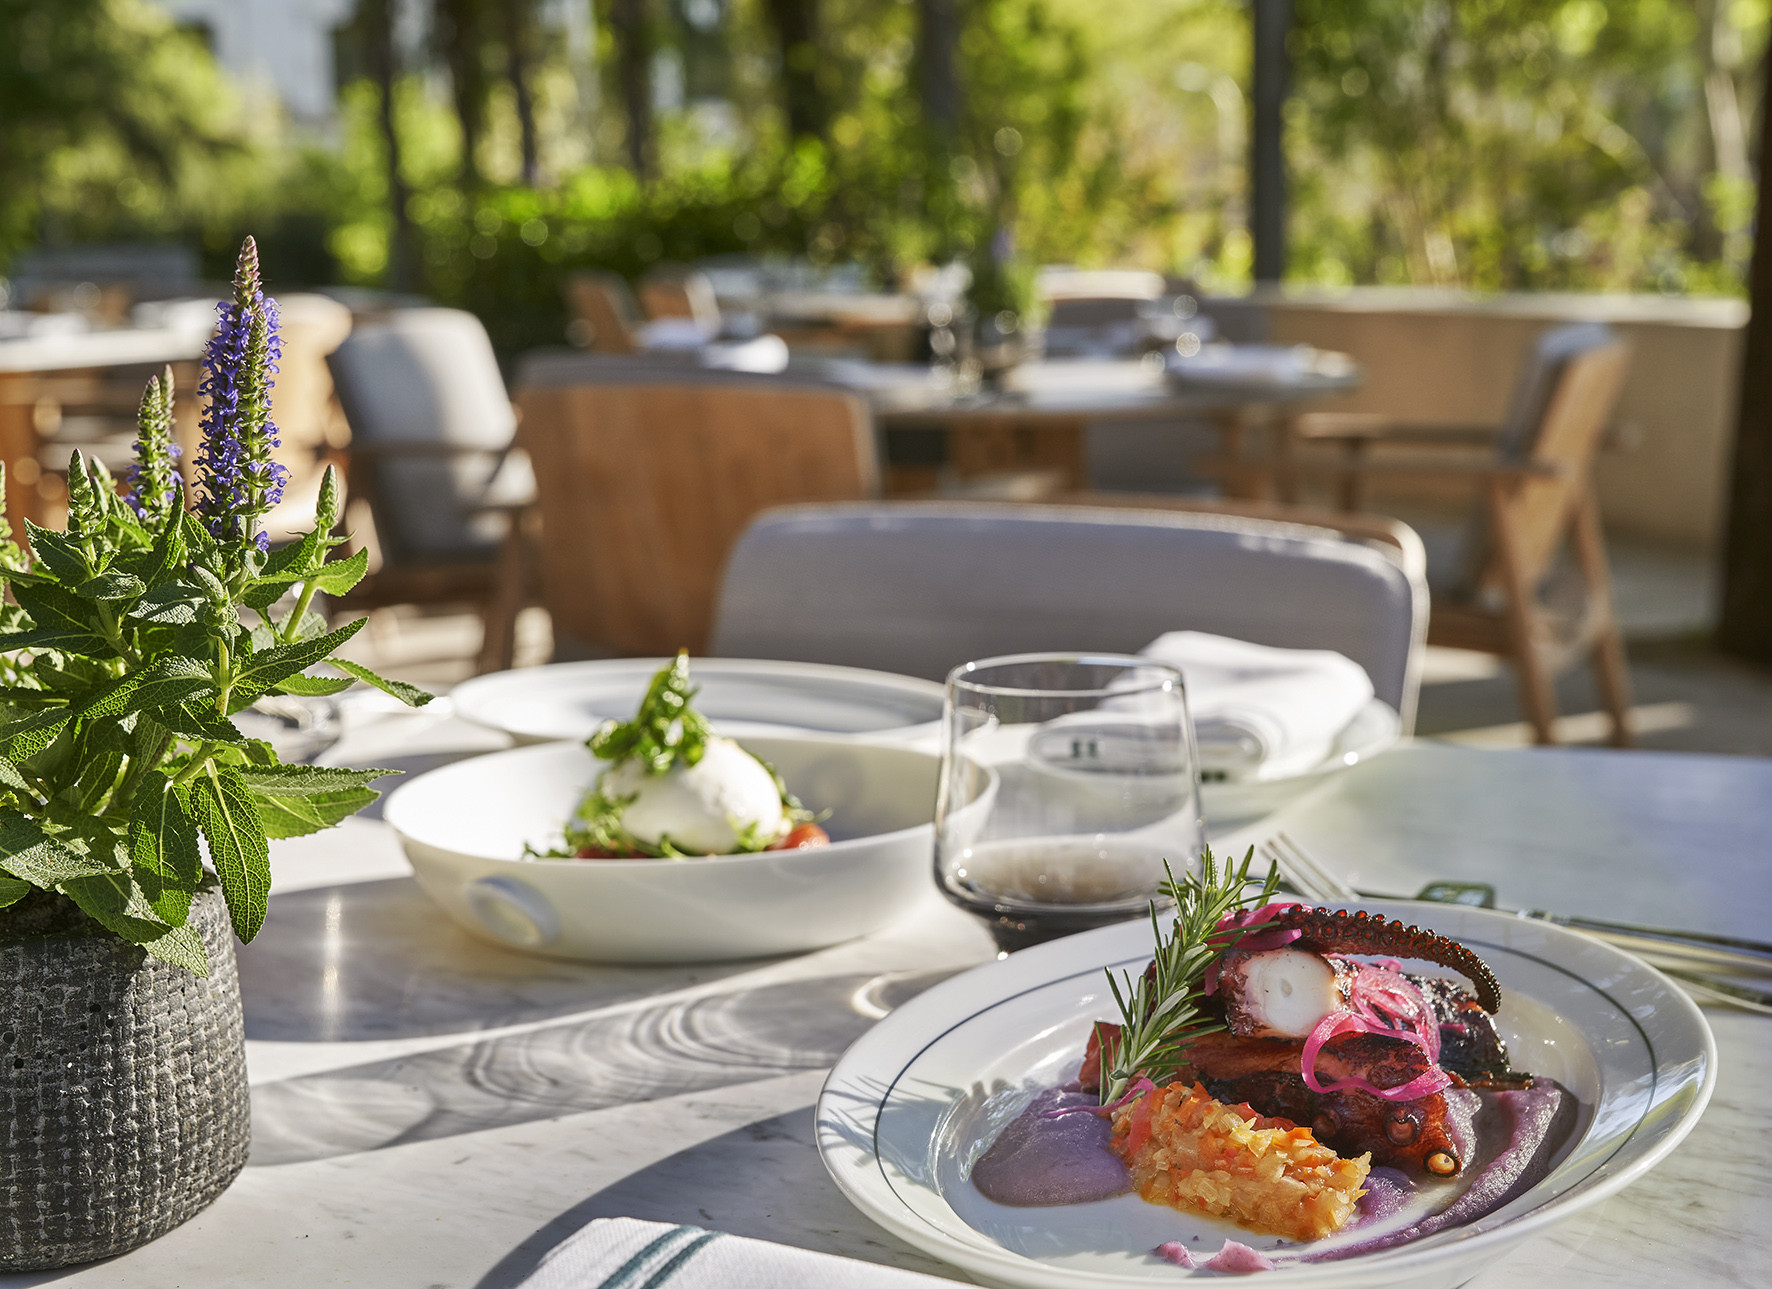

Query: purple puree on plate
[1310,1080,1579,1260]
[972,1087,1132,1206]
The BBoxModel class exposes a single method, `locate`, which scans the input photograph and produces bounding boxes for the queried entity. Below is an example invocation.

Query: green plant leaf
[129,773,202,924]
[23,521,90,583]
[129,583,204,626]
[248,785,379,839]
[329,658,435,708]
[258,528,326,581]
[76,657,215,720]
[158,701,247,746]
[10,582,108,654]
[226,617,367,710]
[0,813,118,885]
[0,709,70,760]
[191,766,271,942]
[306,547,370,596]
[0,757,34,795]
[272,671,356,697]
[76,570,146,602]
[234,764,392,795]
[61,870,209,975]
[0,874,29,908]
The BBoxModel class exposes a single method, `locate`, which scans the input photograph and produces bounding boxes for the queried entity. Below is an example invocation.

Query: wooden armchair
[513,374,877,657]
[1293,324,1633,746]
[563,272,643,355]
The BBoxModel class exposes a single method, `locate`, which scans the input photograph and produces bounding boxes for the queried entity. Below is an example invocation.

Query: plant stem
[279,579,320,643]
[173,742,218,787]
[104,728,177,815]
[93,602,140,666]
[213,633,234,717]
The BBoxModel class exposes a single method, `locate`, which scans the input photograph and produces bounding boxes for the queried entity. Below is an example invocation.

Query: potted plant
[0,239,426,1269]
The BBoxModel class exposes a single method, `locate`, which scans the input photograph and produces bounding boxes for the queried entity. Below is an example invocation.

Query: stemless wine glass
[935,653,1206,952]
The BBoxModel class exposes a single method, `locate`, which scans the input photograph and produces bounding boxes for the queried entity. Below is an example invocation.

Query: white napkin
[517,1217,957,1289]
[1140,631,1376,780]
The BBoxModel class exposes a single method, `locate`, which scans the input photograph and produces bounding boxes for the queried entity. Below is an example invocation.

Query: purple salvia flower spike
[195,236,285,553]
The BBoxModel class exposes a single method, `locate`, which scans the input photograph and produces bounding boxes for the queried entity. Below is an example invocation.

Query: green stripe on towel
[637,1231,721,1288]
[597,1225,700,1289]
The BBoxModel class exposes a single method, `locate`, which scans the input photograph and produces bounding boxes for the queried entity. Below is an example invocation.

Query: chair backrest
[515,379,879,655]
[638,266,722,333]
[712,501,1427,726]
[1456,325,1630,596]
[270,293,353,456]
[564,272,642,355]
[327,308,516,563]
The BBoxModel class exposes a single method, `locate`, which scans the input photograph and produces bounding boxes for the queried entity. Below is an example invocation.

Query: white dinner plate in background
[451,657,946,746]
[1201,698,1401,829]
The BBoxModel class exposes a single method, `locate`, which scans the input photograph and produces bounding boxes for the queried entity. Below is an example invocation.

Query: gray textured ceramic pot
[0,888,249,1270]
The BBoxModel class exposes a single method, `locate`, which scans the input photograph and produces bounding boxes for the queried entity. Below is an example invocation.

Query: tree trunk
[502,0,541,186]
[763,0,826,142]
[916,0,960,138]
[1717,57,1772,664]
[1249,0,1291,283]
[611,0,654,180]
[362,0,417,290]
[438,0,488,192]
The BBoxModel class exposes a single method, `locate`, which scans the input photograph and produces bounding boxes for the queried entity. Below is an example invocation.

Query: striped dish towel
[518,1217,959,1289]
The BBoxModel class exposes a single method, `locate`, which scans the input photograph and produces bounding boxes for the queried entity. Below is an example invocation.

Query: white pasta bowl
[383,735,939,962]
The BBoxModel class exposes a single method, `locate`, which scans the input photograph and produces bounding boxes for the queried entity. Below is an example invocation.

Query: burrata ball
[598,736,785,854]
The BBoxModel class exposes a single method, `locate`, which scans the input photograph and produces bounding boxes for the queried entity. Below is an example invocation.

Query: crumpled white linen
[516,1217,959,1289]
[1141,630,1376,780]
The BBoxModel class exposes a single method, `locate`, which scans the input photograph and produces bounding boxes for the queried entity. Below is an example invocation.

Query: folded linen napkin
[518,1217,958,1289]
[1140,631,1376,781]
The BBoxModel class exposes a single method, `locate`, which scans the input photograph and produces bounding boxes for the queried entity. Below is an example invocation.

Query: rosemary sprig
[1099,846,1282,1104]
[587,651,711,774]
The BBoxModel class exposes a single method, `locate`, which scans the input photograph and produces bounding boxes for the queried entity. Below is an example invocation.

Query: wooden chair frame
[335,439,533,675]
[1292,341,1634,746]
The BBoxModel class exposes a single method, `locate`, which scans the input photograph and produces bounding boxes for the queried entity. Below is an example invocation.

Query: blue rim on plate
[816,901,1714,1289]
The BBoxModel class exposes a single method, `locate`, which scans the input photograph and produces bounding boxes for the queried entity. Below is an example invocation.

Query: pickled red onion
[1299,962,1452,1101]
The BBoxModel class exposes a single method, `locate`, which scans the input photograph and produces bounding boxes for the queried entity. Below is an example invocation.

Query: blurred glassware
[934,653,1205,953]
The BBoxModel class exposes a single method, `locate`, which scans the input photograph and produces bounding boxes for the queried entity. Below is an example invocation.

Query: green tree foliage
[0,0,238,264]
[2,0,1763,316]
[1289,0,1767,292]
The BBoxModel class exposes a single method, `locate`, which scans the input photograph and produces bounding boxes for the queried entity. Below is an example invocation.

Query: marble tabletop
[8,703,1767,1288]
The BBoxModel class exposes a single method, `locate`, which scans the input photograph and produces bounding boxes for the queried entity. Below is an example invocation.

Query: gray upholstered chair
[711,500,1427,730]
[326,308,534,673]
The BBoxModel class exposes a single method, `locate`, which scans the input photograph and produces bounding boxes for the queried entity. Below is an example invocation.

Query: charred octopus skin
[1177,1031,1466,1176]
[1259,907,1503,1014]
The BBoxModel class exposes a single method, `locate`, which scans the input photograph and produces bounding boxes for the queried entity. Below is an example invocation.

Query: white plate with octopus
[816,900,1714,1289]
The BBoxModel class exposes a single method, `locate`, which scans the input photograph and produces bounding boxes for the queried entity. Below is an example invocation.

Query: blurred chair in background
[515,370,876,657]
[260,293,353,542]
[712,500,1426,729]
[637,265,724,335]
[1294,323,1634,745]
[327,308,534,674]
[564,272,642,355]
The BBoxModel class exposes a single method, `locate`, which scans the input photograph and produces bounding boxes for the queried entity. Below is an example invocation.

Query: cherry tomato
[768,823,831,850]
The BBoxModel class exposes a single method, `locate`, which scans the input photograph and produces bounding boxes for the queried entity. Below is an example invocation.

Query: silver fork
[1258,833,1772,1015]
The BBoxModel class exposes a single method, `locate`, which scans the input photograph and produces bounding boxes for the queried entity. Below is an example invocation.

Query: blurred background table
[868,354,1360,495]
[6,698,1762,1288]
[0,326,206,525]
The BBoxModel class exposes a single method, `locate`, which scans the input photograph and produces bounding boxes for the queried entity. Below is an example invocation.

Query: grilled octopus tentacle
[1265,907,1502,1014]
